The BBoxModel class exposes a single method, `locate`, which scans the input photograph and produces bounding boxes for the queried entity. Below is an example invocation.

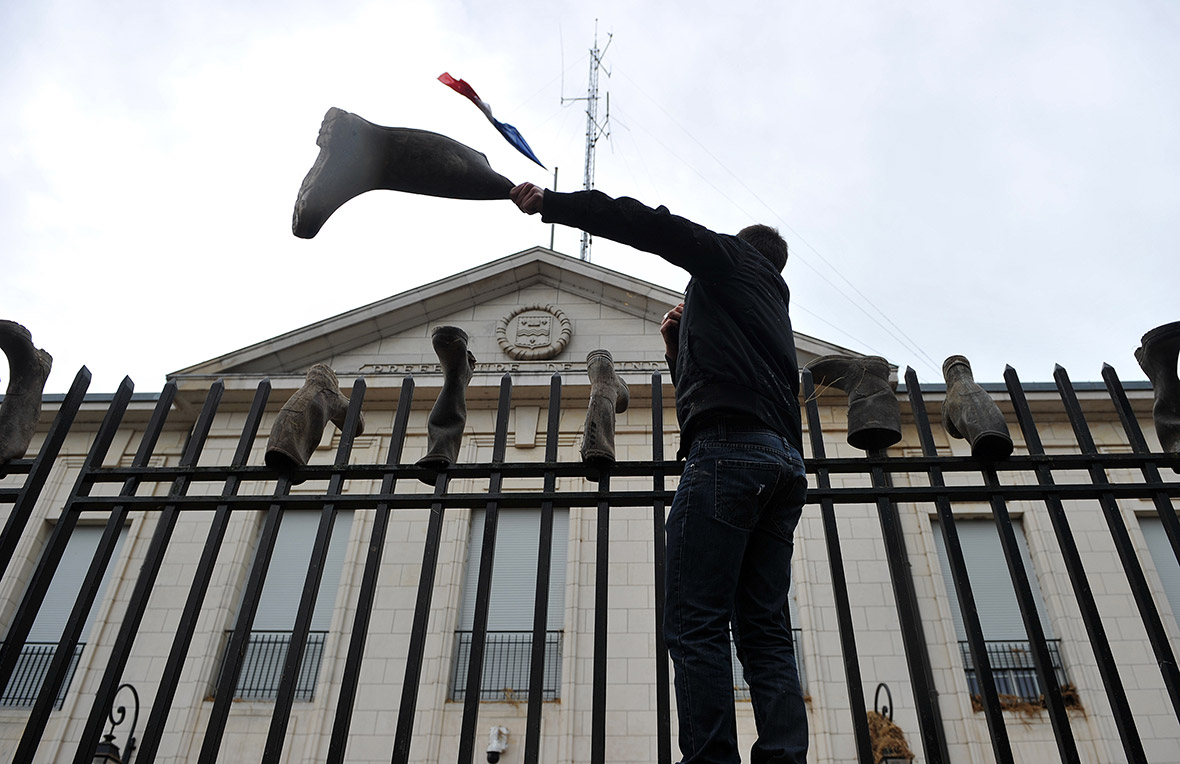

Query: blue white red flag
[438,72,545,168]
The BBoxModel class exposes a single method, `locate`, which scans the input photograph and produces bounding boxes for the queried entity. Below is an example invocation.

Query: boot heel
[0,321,53,468]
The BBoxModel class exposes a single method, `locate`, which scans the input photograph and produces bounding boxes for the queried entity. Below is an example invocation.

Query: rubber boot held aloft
[806,355,902,451]
[292,107,514,238]
[0,321,53,468]
[1135,321,1180,471]
[266,363,364,483]
[417,326,477,478]
[581,349,630,470]
[941,355,1013,460]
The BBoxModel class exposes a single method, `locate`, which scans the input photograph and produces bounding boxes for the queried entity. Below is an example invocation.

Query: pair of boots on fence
[806,353,1013,459]
[0,321,53,470]
[1136,321,1180,471]
[264,327,479,484]
[411,338,630,474]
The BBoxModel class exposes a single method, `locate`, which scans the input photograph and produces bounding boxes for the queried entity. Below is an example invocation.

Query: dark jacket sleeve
[541,189,745,282]
[664,353,678,386]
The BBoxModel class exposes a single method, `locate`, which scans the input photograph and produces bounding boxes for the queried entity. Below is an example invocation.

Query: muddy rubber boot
[292,107,515,238]
[581,349,630,468]
[806,355,901,451]
[417,326,477,477]
[941,355,1013,460]
[0,321,53,469]
[266,363,364,484]
[1135,321,1180,471]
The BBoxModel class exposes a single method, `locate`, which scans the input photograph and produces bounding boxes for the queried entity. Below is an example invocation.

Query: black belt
[691,412,769,434]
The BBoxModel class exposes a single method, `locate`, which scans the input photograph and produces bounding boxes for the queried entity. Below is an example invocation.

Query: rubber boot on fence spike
[581,349,630,473]
[265,363,365,484]
[292,107,514,239]
[0,321,53,470]
[941,355,1013,460]
[417,326,476,481]
[805,354,902,451]
[1135,321,1180,472]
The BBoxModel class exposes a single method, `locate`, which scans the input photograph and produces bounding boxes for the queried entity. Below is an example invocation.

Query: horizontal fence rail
[0,363,1176,764]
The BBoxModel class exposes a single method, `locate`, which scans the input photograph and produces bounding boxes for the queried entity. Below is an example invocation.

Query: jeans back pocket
[713,457,781,530]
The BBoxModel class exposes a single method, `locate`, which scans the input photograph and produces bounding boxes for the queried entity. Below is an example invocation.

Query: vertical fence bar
[977,467,1079,761]
[591,472,611,764]
[0,366,91,580]
[14,379,174,761]
[1102,363,1180,567]
[457,374,513,764]
[1054,364,1180,721]
[524,374,562,764]
[6,378,156,691]
[134,379,272,764]
[327,375,414,764]
[0,376,134,693]
[801,369,873,764]
[650,371,673,764]
[198,476,293,764]
[390,467,451,764]
[1005,365,1146,762]
[903,369,1014,762]
[263,378,367,760]
[867,446,951,764]
[69,380,225,764]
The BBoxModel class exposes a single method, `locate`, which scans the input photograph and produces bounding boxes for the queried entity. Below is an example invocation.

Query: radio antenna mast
[563,24,611,261]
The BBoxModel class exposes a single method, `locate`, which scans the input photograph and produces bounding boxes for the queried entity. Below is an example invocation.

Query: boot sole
[292,107,375,239]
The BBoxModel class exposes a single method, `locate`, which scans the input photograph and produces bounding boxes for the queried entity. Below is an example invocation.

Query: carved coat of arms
[516,314,552,347]
[496,304,572,360]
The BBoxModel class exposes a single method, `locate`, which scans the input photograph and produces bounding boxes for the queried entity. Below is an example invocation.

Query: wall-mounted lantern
[92,683,139,764]
[870,682,914,764]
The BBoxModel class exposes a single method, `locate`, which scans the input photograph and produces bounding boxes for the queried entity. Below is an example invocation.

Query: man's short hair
[737,224,788,272]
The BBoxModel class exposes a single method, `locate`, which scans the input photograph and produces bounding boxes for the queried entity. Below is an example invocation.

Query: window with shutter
[224,509,353,701]
[2,524,127,708]
[932,518,1069,704]
[451,508,568,701]
[1140,516,1180,630]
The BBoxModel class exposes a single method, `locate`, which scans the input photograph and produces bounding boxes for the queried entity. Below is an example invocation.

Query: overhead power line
[613,70,942,378]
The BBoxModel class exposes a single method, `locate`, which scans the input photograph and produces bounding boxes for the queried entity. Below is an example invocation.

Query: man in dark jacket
[511,183,807,764]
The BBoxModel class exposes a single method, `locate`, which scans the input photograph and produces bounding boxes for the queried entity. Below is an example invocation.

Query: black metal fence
[0,362,1177,764]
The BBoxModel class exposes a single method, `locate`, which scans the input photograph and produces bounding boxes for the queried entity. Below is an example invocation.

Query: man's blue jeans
[665,420,808,764]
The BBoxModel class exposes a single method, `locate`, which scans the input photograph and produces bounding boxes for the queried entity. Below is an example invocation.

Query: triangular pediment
[169,247,862,381]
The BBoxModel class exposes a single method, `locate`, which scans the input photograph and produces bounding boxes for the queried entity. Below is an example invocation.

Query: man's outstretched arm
[509,183,743,281]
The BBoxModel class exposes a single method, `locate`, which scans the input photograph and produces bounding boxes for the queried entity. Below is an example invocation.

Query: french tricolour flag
[438,72,545,168]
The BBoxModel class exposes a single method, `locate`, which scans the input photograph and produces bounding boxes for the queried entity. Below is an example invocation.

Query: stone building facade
[1,247,1177,762]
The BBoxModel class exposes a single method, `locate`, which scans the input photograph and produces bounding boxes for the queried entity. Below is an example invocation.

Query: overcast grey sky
[2,0,1177,393]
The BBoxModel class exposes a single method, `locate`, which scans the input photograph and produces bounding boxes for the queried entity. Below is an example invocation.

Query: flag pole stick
[550,166,558,250]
